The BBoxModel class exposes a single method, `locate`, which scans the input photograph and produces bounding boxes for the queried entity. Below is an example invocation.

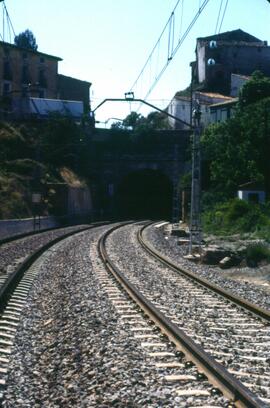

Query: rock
[171,228,189,237]
[219,256,241,269]
[201,246,231,265]
[177,239,190,245]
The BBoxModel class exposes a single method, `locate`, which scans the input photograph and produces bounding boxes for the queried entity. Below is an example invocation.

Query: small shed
[237,182,266,204]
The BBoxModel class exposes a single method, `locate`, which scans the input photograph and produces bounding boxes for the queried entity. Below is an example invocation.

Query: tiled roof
[196,91,234,100]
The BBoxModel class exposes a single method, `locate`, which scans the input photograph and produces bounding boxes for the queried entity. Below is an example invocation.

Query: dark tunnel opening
[115,169,173,220]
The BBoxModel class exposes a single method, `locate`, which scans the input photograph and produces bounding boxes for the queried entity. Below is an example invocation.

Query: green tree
[111,110,170,132]
[239,71,270,107]
[14,29,38,51]
[201,97,270,196]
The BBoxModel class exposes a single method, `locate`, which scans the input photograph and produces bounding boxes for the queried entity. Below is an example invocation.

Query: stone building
[195,29,270,94]
[167,29,270,129]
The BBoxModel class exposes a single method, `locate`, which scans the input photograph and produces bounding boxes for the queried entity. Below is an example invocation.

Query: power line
[129,0,182,92]
[218,0,229,33]
[215,0,223,34]
[130,0,211,107]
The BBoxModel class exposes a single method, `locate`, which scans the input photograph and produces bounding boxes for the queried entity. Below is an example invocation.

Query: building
[58,74,91,113]
[0,40,91,119]
[230,73,250,97]
[167,29,270,129]
[237,182,266,204]
[168,91,236,129]
[209,98,237,123]
[195,29,270,94]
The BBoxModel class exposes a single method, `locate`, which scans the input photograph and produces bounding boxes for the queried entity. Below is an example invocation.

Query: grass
[202,198,270,241]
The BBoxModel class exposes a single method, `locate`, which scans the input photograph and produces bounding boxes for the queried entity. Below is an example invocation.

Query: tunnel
[114,169,173,220]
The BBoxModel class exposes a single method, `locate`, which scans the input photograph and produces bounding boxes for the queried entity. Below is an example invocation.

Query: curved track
[99,222,269,408]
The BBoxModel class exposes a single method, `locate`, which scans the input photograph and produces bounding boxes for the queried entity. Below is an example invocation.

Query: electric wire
[218,0,229,33]
[129,0,181,92]
[139,0,211,104]
[215,0,224,34]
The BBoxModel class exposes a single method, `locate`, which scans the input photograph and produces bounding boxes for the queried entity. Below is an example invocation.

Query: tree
[111,111,170,132]
[14,29,38,51]
[239,71,270,107]
[201,97,270,197]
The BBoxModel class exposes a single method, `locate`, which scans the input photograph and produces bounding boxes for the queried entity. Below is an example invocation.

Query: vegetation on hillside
[200,72,270,238]
[202,199,270,241]
[0,116,90,219]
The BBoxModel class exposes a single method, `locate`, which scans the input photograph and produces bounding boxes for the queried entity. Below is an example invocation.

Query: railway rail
[0,222,110,397]
[102,222,270,407]
[1,221,269,407]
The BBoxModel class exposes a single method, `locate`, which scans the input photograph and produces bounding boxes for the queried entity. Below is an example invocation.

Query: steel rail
[98,223,267,408]
[0,222,109,314]
[138,223,270,322]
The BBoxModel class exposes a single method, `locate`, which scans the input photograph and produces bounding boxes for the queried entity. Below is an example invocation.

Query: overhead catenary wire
[218,0,229,33]
[215,0,224,34]
[129,0,182,92]
[130,0,211,108]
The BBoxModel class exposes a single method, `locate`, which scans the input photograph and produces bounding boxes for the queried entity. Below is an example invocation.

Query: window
[40,57,45,63]
[38,69,47,87]
[3,60,12,80]
[3,81,11,95]
[22,52,28,59]
[22,65,31,84]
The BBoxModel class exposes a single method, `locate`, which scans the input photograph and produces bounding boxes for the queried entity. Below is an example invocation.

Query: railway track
[0,222,109,398]
[1,221,269,406]
[102,222,270,407]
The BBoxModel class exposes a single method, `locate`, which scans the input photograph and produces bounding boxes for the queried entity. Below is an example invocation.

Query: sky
[3,0,270,126]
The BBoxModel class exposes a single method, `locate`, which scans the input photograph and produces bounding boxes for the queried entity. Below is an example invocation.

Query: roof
[174,95,191,101]
[231,73,251,81]
[0,40,62,61]
[196,91,235,100]
[27,97,83,118]
[58,74,92,86]
[210,98,238,109]
[197,29,263,44]
[238,181,265,191]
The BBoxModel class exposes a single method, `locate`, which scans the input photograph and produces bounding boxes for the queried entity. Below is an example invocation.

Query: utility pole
[189,101,202,254]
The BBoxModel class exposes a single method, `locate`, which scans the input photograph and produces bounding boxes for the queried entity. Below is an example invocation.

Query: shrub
[202,198,270,238]
[245,244,270,267]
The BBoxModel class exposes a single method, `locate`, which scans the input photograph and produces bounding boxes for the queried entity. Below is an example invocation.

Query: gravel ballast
[144,224,270,311]
[3,225,230,407]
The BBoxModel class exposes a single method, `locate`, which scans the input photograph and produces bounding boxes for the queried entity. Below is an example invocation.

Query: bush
[202,198,270,239]
[245,244,270,267]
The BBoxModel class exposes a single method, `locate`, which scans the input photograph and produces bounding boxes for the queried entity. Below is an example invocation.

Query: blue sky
[4,0,270,125]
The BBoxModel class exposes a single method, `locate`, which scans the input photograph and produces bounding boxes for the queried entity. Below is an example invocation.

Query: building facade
[0,40,61,100]
[196,29,270,94]
[58,74,91,112]
[0,41,91,118]
[168,91,236,129]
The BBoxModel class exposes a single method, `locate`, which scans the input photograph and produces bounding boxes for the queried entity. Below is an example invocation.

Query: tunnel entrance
[115,169,173,220]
